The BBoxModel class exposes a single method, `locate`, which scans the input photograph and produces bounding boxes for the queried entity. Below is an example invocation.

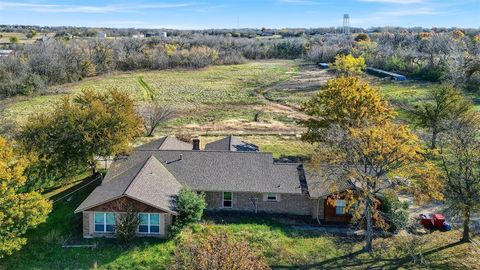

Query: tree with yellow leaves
[304,77,443,252]
[332,54,366,76]
[301,76,396,142]
[0,137,52,258]
[314,122,442,252]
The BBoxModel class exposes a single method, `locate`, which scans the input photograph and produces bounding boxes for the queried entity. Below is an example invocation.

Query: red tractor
[418,213,452,231]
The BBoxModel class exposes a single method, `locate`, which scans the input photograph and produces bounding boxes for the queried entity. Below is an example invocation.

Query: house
[0,49,13,59]
[97,32,107,39]
[75,136,352,238]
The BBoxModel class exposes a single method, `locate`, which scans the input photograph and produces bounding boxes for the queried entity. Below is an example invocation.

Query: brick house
[75,136,352,238]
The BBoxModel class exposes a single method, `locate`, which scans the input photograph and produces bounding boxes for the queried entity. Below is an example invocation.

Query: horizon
[0,0,479,30]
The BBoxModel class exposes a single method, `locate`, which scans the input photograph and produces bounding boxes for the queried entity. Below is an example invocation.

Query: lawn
[1,175,478,270]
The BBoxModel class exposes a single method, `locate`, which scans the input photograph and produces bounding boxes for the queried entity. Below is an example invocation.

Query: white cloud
[0,1,194,13]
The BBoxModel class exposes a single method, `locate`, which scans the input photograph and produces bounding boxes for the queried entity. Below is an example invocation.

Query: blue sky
[0,0,478,29]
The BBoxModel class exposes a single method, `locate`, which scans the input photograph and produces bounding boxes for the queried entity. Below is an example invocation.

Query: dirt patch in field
[176,118,305,136]
[270,63,334,93]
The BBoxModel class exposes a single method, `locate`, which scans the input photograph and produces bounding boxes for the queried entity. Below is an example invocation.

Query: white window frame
[266,193,278,202]
[137,213,161,235]
[222,192,233,208]
[94,212,116,233]
[335,200,346,215]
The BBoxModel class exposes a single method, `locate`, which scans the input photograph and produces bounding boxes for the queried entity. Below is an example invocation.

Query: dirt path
[177,62,332,136]
[255,62,333,119]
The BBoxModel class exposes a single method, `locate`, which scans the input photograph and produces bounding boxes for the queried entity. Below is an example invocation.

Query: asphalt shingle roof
[205,136,259,151]
[304,165,353,198]
[76,136,311,213]
[106,150,303,194]
[135,136,192,150]
[75,156,182,213]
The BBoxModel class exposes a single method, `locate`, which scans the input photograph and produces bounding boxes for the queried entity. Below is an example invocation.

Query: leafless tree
[139,103,175,137]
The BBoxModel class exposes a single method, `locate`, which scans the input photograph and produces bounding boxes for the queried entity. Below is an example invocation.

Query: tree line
[1,29,479,97]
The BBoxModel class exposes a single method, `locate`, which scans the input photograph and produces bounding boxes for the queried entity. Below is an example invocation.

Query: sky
[0,0,478,29]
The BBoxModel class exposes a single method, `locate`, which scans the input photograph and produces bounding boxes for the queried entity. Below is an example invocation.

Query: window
[266,193,278,201]
[138,213,160,234]
[335,200,346,215]
[223,192,232,208]
[94,212,115,233]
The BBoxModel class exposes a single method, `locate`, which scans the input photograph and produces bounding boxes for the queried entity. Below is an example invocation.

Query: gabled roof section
[75,156,182,214]
[205,136,259,152]
[107,150,304,194]
[136,136,192,151]
[304,165,354,198]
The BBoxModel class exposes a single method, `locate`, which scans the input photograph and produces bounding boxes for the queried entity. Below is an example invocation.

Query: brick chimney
[192,138,200,150]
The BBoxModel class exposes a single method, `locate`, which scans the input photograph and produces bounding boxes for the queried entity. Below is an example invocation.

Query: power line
[52,174,102,204]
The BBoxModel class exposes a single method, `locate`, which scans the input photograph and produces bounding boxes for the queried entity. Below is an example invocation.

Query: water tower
[343,14,350,35]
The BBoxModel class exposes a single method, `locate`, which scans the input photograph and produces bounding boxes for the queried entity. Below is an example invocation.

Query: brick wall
[81,196,172,238]
[204,191,314,216]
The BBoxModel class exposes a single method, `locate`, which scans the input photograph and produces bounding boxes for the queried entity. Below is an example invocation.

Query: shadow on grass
[272,241,463,270]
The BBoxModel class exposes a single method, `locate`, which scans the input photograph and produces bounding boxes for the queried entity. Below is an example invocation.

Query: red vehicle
[418,213,452,231]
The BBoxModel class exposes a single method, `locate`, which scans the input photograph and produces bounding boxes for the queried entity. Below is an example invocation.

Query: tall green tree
[408,85,472,149]
[19,88,142,185]
[0,137,51,258]
[439,113,480,242]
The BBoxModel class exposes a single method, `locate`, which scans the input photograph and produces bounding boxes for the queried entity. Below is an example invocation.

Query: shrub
[354,33,370,43]
[379,191,409,233]
[9,36,19,44]
[332,54,366,76]
[116,207,140,245]
[171,229,270,270]
[170,187,207,236]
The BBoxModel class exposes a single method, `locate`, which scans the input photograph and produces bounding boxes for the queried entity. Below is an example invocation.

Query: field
[0,32,55,44]
[4,60,476,154]
[2,60,479,158]
[1,60,316,157]
[0,175,478,270]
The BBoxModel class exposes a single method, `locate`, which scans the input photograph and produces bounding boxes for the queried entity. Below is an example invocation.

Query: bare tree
[139,103,175,137]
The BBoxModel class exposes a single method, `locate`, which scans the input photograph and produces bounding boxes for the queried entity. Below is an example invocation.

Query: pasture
[1,60,478,156]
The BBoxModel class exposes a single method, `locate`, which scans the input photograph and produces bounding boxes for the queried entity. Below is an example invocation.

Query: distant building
[145,32,167,38]
[0,49,14,59]
[97,32,107,38]
[132,34,145,39]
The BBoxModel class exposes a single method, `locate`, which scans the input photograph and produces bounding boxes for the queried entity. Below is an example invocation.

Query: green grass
[1,175,479,269]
